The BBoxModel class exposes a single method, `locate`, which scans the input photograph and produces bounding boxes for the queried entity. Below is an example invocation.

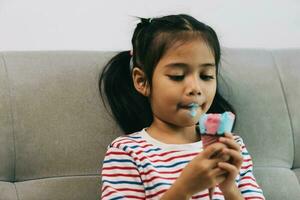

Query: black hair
[99,14,236,134]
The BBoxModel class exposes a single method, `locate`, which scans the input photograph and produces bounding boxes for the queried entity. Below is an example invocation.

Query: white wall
[0,0,299,51]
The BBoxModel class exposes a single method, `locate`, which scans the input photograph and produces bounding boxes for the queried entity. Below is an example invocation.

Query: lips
[187,103,199,108]
[179,102,200,109]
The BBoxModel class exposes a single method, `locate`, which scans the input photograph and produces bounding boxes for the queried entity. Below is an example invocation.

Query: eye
[200,75,215,81]
[167,75,184,81]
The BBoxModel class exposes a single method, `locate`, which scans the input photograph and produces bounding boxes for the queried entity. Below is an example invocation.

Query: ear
[132,67,150,97]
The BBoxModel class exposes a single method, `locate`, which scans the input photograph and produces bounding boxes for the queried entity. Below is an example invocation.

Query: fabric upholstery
[0,49,299,199]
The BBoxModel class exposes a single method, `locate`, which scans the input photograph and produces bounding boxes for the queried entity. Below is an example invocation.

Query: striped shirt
[101,128,265,200]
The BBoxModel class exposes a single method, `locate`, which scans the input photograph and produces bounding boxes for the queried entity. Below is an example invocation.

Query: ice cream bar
[198,112,235,148]
[197,111,235,199]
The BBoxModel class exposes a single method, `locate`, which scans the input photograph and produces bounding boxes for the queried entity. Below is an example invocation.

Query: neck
[146,119,200,144]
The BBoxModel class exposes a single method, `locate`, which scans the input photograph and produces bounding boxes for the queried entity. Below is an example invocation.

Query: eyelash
[168,75,215,81]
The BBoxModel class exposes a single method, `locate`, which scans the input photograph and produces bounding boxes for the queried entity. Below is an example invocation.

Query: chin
[180,118,199,127]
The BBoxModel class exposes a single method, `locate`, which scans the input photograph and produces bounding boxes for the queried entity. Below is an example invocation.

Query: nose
[187,75,202,96]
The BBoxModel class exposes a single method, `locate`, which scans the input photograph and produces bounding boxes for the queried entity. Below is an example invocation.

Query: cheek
[205,80,217,97]
[203,82,217,111]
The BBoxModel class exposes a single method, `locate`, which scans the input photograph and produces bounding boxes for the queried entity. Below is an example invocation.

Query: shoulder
[107,130,154,153]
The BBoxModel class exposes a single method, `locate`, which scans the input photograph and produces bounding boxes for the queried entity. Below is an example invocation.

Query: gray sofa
[0,49,299,200]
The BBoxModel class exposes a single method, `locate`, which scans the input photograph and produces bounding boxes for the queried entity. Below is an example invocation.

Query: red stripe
[214,191,224,195]
[147,150,180,157]
[146,189,167,198]
[138,150,181,160]
[102,190,116,199]
[123,195,145,199]
[102,173,140,178]
[241,164,253,169]
[116,140,148,146]
[243,158,252,162]
[143,175,177,183]
[240,176,256,182]
[116,188,145,193]
[140,152,198,163]
[191,192,209,198]
[245,197,265,200]
[239,183,261,189]
[102,185,145,199]
[101,185,110,193]
[111,138,146,146]
[102,185,145,194]
[106,151,130,156]
[141,168,183,176]
[102,166,138,171]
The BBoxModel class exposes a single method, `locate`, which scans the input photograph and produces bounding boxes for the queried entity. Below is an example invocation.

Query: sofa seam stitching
[1,53,18,183]
[13,174,100,182]
[270,50,296,169]
[13,183,20,200]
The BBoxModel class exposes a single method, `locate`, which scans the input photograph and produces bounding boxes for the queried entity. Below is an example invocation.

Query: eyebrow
[164,62,216,69]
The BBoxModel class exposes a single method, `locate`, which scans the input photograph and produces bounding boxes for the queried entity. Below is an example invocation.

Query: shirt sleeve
[234,136,265,200]
[101,145,146,200]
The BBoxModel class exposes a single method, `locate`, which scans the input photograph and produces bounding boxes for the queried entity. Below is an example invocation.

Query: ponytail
[99,51,153,134]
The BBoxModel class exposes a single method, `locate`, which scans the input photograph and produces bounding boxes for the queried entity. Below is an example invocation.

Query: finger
[216,174,226,185]
[211,167,228,177]
[218,162,239,180]
[218,137,240,152]
[209,168,227,186]
[203,143,227,159]
[207,151,232,168]
[222,149,243,169]
[224,132,234,138]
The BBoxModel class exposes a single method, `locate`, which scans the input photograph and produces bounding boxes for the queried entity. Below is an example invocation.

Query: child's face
[149,39,217,128]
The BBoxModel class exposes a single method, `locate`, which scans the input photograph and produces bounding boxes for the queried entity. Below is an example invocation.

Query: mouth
[179,103,201,117]
[179,103,200,109]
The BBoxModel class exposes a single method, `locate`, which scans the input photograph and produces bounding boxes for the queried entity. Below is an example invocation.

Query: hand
[217,133,243,194]
[169,142,230,198]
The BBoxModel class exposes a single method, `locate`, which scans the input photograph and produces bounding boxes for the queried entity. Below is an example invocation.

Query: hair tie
[141,17,153,25]
[129,50,134,72]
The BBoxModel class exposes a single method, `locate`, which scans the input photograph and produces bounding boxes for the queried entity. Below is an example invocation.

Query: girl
[99,14,265,200]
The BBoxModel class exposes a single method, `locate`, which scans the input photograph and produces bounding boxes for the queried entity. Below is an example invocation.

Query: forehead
[156,39,215,69]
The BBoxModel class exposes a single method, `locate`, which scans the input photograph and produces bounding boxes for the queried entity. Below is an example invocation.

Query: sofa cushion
[0,55,15,182]
[0,182,18,200]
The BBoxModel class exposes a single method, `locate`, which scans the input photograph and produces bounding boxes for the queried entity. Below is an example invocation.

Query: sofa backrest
[0,49,300,200]
[219,49,300,199]
[0,51,121,200]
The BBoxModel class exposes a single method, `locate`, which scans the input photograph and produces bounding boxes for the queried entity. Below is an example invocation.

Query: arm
[101,146,145,199]
[216,134,265,199]
[234,136,265,200]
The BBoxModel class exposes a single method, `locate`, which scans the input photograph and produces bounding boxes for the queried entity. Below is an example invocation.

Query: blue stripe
[110,196,124,200]
[102,180,143,185]
[138,160,189,169]
[240,169,253,176]
[242,152,249,155]
[103,159,135,164]
[241,189,264,194]
[144,148,161,153]
[127,136,142,139]
[124,145,161,153]
[145,182,172,191]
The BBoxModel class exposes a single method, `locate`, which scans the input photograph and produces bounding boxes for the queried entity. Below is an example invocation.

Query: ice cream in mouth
[187,103,199,117]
